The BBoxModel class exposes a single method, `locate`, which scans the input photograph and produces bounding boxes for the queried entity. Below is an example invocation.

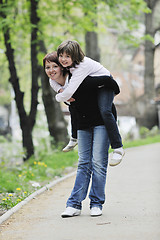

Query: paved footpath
[0,143,160,240]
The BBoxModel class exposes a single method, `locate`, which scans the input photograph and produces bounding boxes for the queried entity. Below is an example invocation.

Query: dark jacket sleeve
[112,103,117,121]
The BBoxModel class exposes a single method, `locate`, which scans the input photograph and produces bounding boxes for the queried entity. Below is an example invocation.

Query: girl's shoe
[109,148,125,166]
[90,207,102,217]
[62,138,78,152]
[61,207,81,218]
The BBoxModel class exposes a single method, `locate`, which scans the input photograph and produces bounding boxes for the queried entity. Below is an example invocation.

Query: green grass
[0,133,160,211]
[123,134,160,149]
[0,150,78,211]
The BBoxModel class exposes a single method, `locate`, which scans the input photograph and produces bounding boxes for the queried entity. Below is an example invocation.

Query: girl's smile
[59,52,73,68]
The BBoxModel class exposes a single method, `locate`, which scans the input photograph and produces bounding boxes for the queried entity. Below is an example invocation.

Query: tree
[0,0,40,160]
[136,0,160,128]
[0,0,70,160]
[84,2,100,61]
[144,0,160,99]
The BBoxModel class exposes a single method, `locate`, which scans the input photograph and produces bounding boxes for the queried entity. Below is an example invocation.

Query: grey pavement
[0,143,160,240]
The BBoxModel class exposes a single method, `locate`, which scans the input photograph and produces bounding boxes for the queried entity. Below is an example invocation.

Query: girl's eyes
[59,54,71,58]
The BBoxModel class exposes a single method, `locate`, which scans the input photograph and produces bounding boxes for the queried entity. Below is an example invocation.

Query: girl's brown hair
[57,40,85,67]
[43,51,68,76]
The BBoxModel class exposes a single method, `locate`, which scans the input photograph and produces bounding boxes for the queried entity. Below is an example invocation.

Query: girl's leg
[89,125,110,210]
[97,87,123,149]
[97,88,125,166]
[66,128,93,210]
[82,75,120,95]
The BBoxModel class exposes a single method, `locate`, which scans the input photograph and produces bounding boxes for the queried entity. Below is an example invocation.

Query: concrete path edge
[0,171,76,225]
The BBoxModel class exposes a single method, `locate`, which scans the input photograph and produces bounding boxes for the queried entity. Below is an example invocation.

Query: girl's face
[45,61,63,82]
[58,52,73,68]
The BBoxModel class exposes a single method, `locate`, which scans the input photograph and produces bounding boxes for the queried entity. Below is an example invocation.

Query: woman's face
[45,61,63,82]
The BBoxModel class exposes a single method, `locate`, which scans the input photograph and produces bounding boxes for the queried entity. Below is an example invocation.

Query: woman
[43,52,117,217]
[43,51,78,152]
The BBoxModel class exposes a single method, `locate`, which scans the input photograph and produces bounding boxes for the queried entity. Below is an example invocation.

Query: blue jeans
[66,125,110,210]
[98,88,123,149]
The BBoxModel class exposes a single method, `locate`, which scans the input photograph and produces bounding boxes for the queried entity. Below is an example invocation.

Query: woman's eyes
[46,65,58,69]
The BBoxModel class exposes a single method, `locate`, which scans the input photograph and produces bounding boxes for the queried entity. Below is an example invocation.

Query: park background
[0,0,160,215]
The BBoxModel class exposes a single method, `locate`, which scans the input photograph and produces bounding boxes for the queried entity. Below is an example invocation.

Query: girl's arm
[49,78,63,93]
[55,57,110,102]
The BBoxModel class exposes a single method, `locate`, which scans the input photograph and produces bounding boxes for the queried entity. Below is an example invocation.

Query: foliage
[139,126,150,138]
[0,0,155,160]
[139,126,159,138]
[99,0,150,46]
[0,144,78,211]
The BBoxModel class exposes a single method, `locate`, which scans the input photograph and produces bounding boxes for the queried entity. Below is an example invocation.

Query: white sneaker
[62,138,78,152]
[90,207,102,217]
[109,147,125,167]
[61,207,81,218]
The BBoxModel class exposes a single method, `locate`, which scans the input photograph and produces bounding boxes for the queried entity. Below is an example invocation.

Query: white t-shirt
[52,56,110,102]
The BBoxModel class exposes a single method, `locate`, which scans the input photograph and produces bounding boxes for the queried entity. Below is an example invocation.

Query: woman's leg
[66,128,93,210]
[89,125,110,210]
[69,105,77,139]
[98,87,123,149]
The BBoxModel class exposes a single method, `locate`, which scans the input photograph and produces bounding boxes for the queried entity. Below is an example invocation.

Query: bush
[139,127,150,138]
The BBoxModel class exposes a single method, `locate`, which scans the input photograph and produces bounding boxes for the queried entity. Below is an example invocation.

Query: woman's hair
[43,51,60,69]
[43,51,68,76]
[57,40,85,67]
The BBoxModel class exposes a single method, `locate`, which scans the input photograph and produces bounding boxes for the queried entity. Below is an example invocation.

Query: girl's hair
[57,40,85,67]
[43,51,68,76]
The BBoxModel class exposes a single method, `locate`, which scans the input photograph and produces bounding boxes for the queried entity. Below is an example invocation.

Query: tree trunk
[39,41,69,145]
[135,0,159,129]
[2,27,34,159]
[144,3,155,100]
[85,31,100,62]
[29,0,40,131]
[0,0,41,160]
[84,3,100,62]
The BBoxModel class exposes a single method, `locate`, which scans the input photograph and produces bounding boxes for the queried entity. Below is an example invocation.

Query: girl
[55,40,125,166]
